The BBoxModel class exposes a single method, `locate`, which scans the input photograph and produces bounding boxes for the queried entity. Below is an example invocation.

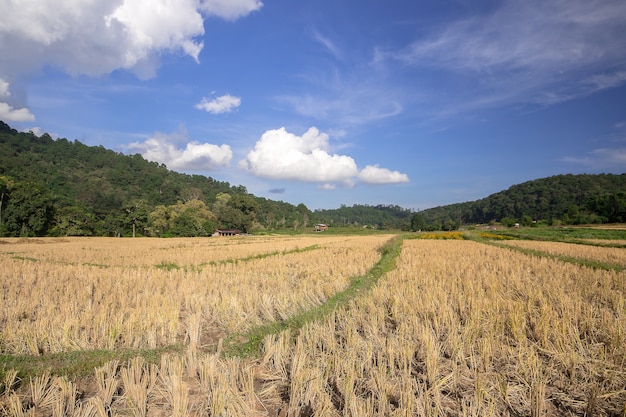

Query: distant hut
[213,229,241,237]
[314,224,328,232]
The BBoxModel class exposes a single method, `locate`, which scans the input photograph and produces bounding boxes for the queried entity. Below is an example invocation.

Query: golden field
[0,235,389,355]
[1,235,625,416]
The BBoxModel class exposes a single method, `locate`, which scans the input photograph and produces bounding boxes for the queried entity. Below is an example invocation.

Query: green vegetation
[420,174,626,227]
[0,346,183,381]
[314,204,412,230]
[496,226,626,241]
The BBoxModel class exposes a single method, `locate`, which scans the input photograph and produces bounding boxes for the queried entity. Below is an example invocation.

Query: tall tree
[2,181,55,237]
[122,199,148,237]
[0,175,14,237]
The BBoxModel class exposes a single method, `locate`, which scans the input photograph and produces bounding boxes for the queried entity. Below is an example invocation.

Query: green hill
[417,174,626,229]
[0,121,304,236]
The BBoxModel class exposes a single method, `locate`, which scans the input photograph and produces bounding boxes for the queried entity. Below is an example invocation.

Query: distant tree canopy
[419,174,626,227]
[1,121,624,236]
[314,204,412,230]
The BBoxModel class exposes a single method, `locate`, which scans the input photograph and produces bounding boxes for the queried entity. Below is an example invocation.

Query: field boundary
[220,234,403,357]
[477,239,625,272]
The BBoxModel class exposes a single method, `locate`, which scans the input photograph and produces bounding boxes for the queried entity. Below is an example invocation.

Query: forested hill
[0,121,304,236]
[418,173,626,228]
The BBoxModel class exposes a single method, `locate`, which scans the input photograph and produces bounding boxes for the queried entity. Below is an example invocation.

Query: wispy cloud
[378,0,626,112]
[275,70,403,127]
[312,31,342,60]
[562,147,626,170]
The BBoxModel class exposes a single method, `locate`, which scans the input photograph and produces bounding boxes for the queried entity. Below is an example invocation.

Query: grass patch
[154,262,181,271]
[0,345,184,382]
[10,256,38,262]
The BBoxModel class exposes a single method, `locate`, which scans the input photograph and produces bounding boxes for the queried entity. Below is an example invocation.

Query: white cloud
[313,31,342,60]
[379,0,626,109]
[0,0,261,80]
[563,147,626,170]
[0,79,35,121]
[23,127,45,137]
[239,127,409,186]
[128,128,232,171]
[358,165,410,184]
[199,0,262,21]
[239,127,358,182]
[0,79,10,98]
[195,94,241,114]
[276,81,403,127]
[0,102,35,122]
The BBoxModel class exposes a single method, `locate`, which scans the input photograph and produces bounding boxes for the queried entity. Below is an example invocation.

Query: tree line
[414,173,626,230]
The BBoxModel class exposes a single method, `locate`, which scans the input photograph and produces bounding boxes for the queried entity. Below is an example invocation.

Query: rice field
[1,234,625,416]
[0,235,390,355]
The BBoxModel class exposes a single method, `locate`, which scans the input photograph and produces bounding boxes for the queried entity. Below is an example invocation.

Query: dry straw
[1,236,624,416]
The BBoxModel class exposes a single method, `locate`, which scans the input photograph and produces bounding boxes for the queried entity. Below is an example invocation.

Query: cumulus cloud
[0,0,262,79]
[0,0,261,120]
[128,128,232,171]
[195,94,241,114]
[0,78,35,122]
[358,165,409,185]
[0,103,35,122]
[23,127,46,137]
[239,127,409,186]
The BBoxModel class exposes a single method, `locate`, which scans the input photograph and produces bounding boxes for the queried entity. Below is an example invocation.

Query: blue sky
[1,0,625,210]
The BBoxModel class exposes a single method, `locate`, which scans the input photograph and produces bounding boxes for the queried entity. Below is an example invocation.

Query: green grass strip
[200,244,322,268]
[221,235,403,357]
[500,233,626,249]
[0,345,184,381]
[479,239,624,272]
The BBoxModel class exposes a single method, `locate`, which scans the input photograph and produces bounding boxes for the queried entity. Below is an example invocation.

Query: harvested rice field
[1,234,625,416]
